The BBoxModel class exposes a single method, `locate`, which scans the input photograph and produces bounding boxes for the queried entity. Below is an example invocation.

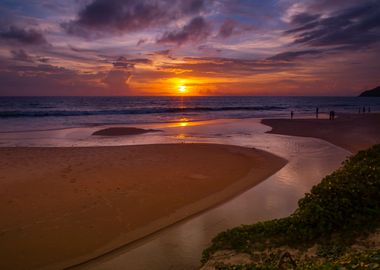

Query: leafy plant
[202,145,380,267]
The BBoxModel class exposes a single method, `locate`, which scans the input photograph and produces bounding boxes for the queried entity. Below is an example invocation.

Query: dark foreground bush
[202,144,380,265]
[213,249,380,270]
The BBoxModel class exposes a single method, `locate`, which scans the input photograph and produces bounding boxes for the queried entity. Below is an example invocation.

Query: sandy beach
[0,143,285,270]
[262,113,380,153]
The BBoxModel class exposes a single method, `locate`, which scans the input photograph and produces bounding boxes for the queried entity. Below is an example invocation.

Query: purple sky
[0,0,379,96]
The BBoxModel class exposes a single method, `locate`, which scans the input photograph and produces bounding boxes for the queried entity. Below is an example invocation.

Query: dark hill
[359,85,380,97]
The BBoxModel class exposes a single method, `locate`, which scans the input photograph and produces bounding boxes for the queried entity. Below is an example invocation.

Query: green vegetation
[213,249,380,269]
[202,144,380,269]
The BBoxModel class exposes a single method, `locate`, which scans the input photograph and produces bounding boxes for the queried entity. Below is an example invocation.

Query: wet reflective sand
[30,118,348,270]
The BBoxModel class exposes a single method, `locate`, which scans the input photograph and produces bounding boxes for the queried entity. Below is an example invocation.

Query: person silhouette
[329,110,335,120]
[290,111,294,120]
[316,107,319,119]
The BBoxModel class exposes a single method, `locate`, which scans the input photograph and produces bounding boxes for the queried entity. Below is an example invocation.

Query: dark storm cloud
[286,1,380,49]
[63,0,209,36]
[268,50,323,61]
[157,16,210,45]
[0,26,49,45]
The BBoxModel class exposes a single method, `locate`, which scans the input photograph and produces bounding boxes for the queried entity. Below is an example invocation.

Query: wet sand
[72,120,350,270]
[262,113,380,153]
[0,143,286,270]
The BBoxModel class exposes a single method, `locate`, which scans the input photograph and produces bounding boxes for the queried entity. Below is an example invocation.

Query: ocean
[1,96,380,132]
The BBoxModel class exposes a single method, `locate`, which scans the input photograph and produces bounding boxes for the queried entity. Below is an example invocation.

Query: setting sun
[178,85,187,94]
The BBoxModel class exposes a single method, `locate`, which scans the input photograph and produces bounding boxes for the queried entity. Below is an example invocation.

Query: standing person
[291,111,294,120]
[332,110,335,120]
[363,106,366,113]
[316,107,319,119]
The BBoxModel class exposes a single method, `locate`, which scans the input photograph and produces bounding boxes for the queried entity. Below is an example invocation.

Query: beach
[1,112,379,270]
[69,119,350,270]
[262,113,380,153]
[1,1,379,268]
[0,143,285,270]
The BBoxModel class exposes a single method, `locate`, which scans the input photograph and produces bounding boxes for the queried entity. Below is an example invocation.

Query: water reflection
[175,134,187,140]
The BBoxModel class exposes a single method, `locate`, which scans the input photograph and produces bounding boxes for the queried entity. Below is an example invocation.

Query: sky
[0,0,379,96]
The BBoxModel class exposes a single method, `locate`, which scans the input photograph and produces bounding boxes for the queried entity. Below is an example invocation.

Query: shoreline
[0,143,286,270]
[4,113,377,269]
[262,113,380,153]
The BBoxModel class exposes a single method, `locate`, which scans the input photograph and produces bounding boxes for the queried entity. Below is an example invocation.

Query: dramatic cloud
[286,1,380,49]
[158,57,296,77]
[104,56,153,94]
[157,16,211,45]
[1,0,380,96]
[63,0,209,36]
[217,19,253,38]
[102,69,131,93]
[290,12,320,25]
[113,56,152,69]
[0,63,106,96]
[268,50,323,61]
[113,56,134,69]
[10,49,34,62]
[218,20,236,38]
[0,26,49,46]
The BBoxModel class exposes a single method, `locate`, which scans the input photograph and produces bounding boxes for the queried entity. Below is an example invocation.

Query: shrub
[202,145,380,264]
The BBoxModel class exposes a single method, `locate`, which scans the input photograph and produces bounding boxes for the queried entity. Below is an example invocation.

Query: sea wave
[0,106,286,118]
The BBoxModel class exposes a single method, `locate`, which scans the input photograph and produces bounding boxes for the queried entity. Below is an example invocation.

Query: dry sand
[262,113,380,153]
[0,143,286,270]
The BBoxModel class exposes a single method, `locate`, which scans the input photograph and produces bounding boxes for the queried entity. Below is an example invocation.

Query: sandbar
[92,127,160,136]
[0,143,286,269]
[262,113,380,153]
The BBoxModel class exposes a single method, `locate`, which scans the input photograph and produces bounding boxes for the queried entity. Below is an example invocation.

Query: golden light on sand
[178,85,187,94]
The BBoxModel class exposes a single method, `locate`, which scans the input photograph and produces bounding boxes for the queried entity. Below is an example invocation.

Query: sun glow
[178,85,187,93]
